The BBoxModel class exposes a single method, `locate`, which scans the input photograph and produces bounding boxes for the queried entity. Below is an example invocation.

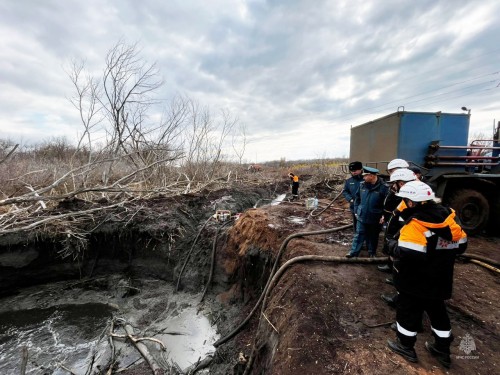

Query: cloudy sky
[1,0,499,162]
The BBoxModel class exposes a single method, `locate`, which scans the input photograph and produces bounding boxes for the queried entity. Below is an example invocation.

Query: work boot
[381,293,397,308]
[387,339,418,363]
[385,277,394,285]
[425,341,451,368]
[378,264,392,273]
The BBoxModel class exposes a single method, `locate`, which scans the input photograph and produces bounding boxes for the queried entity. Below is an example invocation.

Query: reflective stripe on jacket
[393,204,467,300]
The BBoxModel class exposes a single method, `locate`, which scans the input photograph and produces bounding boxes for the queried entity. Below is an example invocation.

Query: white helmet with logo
[387,158,409,170]
[396,181,435,202]
[389,168,417,182]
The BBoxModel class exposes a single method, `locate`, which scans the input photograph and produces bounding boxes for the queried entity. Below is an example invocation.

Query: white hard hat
[389,168,417,182]
[396,181,435,202]
[387,158,409,170]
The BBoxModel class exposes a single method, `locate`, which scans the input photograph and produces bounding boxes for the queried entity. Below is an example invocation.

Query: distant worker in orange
[288,172,299,200]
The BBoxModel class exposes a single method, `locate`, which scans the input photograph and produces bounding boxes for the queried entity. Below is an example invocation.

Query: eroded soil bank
[1,177,499,374]
[221,196,500,374]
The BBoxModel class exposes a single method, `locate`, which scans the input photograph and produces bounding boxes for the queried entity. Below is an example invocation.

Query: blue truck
[349,109,500,235]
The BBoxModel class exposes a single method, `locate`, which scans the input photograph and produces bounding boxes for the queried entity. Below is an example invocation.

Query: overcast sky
[1,0,499,162]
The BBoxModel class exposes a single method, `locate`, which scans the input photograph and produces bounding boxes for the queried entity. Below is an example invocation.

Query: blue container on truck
[349,110,500,234]
[350,111,470,171]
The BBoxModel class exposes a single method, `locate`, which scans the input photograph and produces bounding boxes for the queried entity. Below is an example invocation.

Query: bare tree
[0,40,246,246]
[100,41,164,174]
[232,123,248,165]
[179,99,237,184]
[207,109,237,180]
[67,58,103,165]
[469,132,493,156]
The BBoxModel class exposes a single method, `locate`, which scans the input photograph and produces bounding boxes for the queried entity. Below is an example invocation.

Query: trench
[0,186,283,374]
[0,279,220,374]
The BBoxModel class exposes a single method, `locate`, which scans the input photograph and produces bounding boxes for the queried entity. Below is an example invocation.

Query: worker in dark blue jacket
[343,161,363,231]
[346,166,389,258]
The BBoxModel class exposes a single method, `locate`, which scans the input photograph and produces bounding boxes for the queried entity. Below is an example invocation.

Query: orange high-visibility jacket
[393,203,467,300]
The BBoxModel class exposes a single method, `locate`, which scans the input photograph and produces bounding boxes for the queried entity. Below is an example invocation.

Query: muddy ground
[0,174,498,374]
[214,179,499,375]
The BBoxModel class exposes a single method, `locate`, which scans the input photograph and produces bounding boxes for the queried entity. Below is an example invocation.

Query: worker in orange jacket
[386,181,467,368]
[288,173,299,200]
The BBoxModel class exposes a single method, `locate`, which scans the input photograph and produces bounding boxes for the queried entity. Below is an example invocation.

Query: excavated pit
[0,179,499,374]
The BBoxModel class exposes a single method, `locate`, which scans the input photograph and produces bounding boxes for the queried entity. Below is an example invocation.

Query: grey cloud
[1,0,499,159]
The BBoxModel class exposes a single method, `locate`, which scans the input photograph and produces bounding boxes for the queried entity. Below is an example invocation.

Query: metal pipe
[427,162,499,167]
[433,145,500,150]
[431,155,499,160]
[470,139,496,145]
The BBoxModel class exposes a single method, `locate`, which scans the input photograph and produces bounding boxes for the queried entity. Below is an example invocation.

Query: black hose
[213,223,352,347]
[200,219,233,302]
[176,216,213,292]
[243,254,387,375]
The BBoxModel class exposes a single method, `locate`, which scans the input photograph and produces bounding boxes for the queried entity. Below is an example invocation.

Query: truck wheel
[447,189,489,235]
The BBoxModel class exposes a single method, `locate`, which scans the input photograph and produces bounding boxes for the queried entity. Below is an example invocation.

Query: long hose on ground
[458,253,500,269]
[200,219,233,302]
[465,258,500,274]
[309,188,344,218]
[213,223,353,347]
[243,254,387,375]
[176,216,213,292]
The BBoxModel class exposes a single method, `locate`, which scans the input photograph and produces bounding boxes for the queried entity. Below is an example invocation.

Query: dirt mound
[216,193,500,374]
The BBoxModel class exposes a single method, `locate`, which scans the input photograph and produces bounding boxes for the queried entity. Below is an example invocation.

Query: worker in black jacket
[386,181,467,368]
[379,168,417,307]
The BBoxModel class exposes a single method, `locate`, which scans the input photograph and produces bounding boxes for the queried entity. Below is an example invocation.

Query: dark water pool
[0,303,113,374]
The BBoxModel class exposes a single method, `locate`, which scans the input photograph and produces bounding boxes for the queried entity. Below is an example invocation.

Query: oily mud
[0,277,221,374]
[0,176,499,374]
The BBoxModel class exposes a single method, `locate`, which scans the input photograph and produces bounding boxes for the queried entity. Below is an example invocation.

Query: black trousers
[291,182,299,196]
[396,292,451,348]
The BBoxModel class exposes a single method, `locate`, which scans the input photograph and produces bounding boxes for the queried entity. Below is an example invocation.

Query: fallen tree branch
[0,202,124,235]
[123,323,165,375]
[20,346,28,375]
